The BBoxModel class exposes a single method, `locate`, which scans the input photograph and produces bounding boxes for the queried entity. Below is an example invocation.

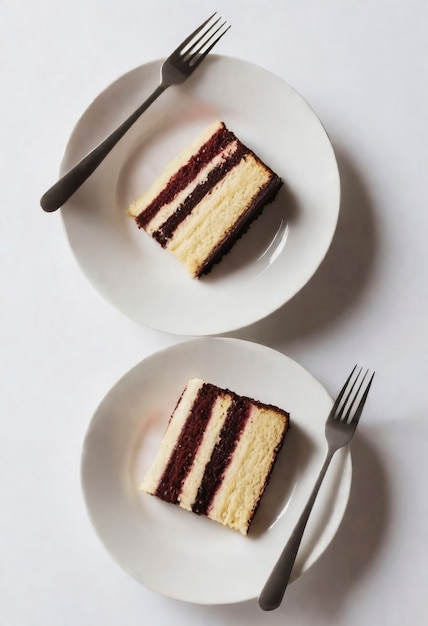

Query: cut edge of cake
[140,378,290,535]
[128,121,283,279]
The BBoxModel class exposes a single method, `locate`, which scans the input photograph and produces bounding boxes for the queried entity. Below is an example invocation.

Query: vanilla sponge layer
[166,154,272,277]
[208,405,286,533]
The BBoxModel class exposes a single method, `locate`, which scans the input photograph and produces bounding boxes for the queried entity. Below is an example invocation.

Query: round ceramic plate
[81,338,351,605]
[61,55,340,335]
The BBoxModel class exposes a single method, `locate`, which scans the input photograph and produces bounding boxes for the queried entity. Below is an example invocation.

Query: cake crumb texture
[141,378,290,534]
[128,121,282,278]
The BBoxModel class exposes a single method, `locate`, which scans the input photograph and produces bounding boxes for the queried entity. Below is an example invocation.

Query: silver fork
[40,13,230,213]
[258,366,375,612]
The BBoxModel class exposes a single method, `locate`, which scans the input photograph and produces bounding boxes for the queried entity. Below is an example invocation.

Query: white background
[1,0,427,624]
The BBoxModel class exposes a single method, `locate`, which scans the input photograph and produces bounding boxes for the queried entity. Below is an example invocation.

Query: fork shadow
[224,144,378,347]
[276,428,390,619]
[165,426,390,623]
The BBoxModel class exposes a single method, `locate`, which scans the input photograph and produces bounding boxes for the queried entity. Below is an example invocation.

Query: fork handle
[40,83,167,213]
[258,448,335,611]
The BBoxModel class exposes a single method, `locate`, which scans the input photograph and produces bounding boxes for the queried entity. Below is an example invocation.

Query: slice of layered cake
[128,121,282,278]
[141,378,290,535]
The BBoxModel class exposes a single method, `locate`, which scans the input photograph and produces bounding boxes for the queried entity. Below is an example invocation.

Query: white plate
[61,55,340,336]
[81,338,351,605]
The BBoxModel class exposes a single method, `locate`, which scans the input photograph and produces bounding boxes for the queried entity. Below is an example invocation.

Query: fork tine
[329,365,357,417]
[182,16,222,58]
[344,369,368,421]
[172,13,217,55]
[350,371,375,426]
[336,366,363,421]
[184,19,228,62]
[186,23,231,69]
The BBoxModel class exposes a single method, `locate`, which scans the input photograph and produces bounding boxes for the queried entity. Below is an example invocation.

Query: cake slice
[128,121,282,278]
[141,378,290,535]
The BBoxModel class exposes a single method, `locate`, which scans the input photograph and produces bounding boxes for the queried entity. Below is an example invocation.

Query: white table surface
[1,0,427,624]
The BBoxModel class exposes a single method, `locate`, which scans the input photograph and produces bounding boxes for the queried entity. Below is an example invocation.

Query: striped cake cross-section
[140,378,290,535]
[128,121,283,278]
